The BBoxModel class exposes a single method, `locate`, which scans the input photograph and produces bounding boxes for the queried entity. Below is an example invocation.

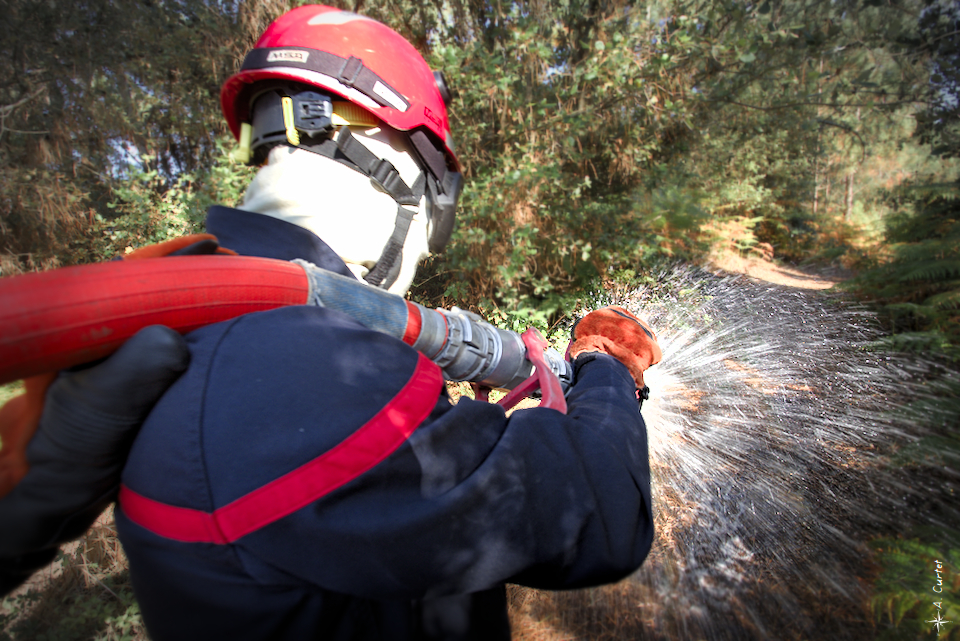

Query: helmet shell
[221,5,458,170]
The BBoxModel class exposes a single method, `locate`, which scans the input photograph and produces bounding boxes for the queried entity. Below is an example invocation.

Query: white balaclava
[241,125,430,296]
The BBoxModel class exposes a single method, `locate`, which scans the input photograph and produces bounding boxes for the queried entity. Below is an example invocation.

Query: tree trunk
[845,107,861,221]
[813,156,820,215]
[845,171,855,221]
[813,57,823,216]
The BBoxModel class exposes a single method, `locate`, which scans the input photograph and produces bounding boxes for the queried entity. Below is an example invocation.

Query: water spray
[570,265,959,640]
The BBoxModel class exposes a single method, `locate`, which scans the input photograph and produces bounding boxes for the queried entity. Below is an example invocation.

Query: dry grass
[0,507,148,641]
[508,582,661,641]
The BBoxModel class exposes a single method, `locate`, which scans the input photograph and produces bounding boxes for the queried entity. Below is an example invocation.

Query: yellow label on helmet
[331,102,378,128]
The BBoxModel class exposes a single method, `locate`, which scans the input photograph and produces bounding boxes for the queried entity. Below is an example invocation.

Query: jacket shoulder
[123,305,438,512]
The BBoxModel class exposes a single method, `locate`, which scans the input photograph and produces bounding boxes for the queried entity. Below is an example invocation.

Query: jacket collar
[205,206,356,280]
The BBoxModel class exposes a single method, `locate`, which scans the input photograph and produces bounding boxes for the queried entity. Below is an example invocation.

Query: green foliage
[869,536,960,640]
[916,0,960,158]
[1,514,147,641]
[2,580,143,641]
[889,372,960,470]
[851,184,960,641]
[96,139,255,258]
[864,335,960,640]
[0,0,272,272]
[427,5,703,310]
[850,181,960,360]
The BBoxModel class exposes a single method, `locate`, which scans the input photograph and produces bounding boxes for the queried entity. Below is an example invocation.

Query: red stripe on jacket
[119,353,443,544]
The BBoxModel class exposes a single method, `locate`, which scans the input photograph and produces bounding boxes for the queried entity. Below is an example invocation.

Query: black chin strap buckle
[369,159,419,206]
[335,128,421,206]
[637,386,650,412]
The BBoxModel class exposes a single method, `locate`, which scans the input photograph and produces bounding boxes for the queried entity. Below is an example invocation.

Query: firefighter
[0,6,661,639]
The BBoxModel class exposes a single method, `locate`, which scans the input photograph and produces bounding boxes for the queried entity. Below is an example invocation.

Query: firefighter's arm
[502,351,654,588]
[236,352,656,599]
[179,306,661,599]
[0,326,189,596]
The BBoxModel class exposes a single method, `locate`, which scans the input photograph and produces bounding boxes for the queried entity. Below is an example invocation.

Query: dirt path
[707,252,852,290]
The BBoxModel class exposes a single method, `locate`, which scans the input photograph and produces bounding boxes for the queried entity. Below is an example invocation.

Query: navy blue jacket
[116,207,654,640]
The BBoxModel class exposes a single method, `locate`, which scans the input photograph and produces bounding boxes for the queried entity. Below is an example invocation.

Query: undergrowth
[844,180,960,639]
[0,508,147,641]
[866,371,960,640]
[869,536,960,640]
[848,181,960,362]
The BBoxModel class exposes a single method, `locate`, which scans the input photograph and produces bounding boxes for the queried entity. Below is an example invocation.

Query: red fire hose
[0,256,311,385]
[0,255,571,396]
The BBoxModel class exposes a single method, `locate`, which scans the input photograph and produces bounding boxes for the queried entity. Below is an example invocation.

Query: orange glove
[567,306,662,388]
[122,233,236,259]
[0,375,56,499]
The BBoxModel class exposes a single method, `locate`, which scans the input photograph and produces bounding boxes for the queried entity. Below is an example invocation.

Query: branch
[0,87,45,118]
[817,118,866,164]
[1,127,49,135]
[0,87,47,142]
[924,28,960,46]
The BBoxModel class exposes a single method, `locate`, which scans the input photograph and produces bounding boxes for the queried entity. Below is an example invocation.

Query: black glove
[0,325,189,595]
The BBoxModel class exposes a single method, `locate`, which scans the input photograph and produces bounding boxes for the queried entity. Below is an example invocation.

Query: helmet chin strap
[297,127,426,290]
[240,87,448,291]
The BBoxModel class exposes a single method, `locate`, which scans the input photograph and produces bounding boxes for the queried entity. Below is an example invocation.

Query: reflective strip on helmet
[258,68,380,112]
[242,47,410,113]
[372,81,406,111]
[306,9,379,27]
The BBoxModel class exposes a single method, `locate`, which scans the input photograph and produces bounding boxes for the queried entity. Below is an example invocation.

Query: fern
[868,330,949,351]
[900,261,960,284]
[890,374,960,464]
[924,286,960,310]
[870,537,960,640]
[891,435,960,466]
[855,181,960,639]
[851,180,960,356]
[883,303,939,321]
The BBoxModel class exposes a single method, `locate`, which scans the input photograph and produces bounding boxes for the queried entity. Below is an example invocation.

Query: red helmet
[221,5,458,173]
[221,6,462,256]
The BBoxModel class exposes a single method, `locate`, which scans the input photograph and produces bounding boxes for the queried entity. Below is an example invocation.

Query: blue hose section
[299,263,410,339]
[295,261,571,391]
